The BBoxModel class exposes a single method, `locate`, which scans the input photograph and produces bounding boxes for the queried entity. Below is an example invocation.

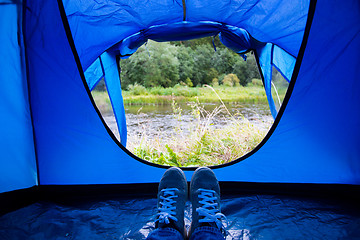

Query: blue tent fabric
[84,51,127,145]
[11,0,357,187]
[256,43,296,118]
[63,0,185,71]
[273,45,295,82]
[257,43,278,118]
[1,1,360,237]
[110,21,263,57]
[185,0,308,58]
[100,52,127,146]
[84,58,104,91]
[0,0,37,193]
[63,0,308,71]
[218,0,360,184]
[84,53,128,145]
[111,22,224,58]
[24,0,164,185]
[0,0,360,202]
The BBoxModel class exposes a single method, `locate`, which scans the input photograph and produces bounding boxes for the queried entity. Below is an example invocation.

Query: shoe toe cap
[159,167,187,192]
[191,167,220,194]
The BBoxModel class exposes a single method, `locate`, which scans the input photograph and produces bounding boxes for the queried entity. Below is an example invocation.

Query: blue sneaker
[189,167,226,237]
[155,167,188,237]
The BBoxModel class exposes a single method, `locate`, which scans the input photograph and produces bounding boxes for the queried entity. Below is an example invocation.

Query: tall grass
[92,85,278,166]
[127,92,272,167]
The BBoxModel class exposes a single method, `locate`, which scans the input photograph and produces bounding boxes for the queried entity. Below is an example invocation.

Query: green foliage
[165,145,181,167]
[185,77,193,87]
[212,48,237,74]
[120,40,262,89]
[251,78,263,86]
[205,68,219,85]
[222,74,240,87]
[232,60,249,86]
[192,44,214,86]
[247,55,261,79]
[232,54,260,86]
[127,83,147,95]
[177,46,195,83]
[121,41,180,88]
[211,78,219,87]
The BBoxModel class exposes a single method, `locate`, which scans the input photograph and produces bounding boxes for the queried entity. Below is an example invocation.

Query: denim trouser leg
[146,226,225,240]
[189,226,225,240]
[146,227,183,240]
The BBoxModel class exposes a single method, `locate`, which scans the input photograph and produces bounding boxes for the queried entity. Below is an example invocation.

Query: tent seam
[22,0,40,185]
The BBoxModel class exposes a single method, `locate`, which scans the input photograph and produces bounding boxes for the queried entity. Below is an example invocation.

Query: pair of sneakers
[154,167,226,239]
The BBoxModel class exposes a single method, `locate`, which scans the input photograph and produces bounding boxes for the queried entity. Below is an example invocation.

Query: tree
[212,47,237,75]
[232,60,250,86]
[120,41,180,88]
[120,40,262,88]
[205,68,219,85]
[232,54,260,86]
[177,46,195,83]
[192,44,214,86]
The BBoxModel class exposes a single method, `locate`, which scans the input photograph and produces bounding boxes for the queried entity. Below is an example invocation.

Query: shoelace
[196,188,227,230]
[155,188,178,225]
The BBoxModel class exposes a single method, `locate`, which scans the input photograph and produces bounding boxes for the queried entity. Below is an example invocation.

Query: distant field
[91,85,287,114]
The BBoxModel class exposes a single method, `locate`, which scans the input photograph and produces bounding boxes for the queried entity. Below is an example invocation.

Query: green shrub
[185,77,193,87]
[211,78,219,87]
[127,83,147,95]
[222,74,240,87]
[172,86,199,97]
[251,78,263,86]
[148,86,164,95]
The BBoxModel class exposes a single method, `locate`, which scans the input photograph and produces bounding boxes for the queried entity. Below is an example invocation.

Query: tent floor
[1,193,360,239]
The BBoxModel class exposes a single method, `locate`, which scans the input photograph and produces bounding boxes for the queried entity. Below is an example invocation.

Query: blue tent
[1,0,360,238]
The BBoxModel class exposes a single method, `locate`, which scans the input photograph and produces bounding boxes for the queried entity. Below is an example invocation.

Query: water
[103,103,273,142]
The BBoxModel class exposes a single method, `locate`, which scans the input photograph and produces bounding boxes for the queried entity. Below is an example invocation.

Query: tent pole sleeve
[100,52,127,146]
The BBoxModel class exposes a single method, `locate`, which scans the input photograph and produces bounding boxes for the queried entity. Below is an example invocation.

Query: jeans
[146,226,225,240]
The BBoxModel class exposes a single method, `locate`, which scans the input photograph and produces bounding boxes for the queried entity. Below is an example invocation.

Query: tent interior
[1,0,360,239]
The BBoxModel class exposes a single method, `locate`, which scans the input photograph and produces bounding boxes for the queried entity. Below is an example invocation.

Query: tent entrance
[89,34,291,167]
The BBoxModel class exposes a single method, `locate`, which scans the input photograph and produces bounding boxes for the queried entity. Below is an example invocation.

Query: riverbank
[125,101,273,166]
[92,85,286,114]
[93,85,281,166]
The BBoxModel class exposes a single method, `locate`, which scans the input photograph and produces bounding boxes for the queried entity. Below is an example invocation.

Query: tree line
[119,38,261,89]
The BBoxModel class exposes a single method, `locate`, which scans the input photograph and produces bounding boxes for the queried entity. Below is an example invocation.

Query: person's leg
[146,228,183,240]
[189,167,226,240]
[189,226,225,240]
[146,167,187,240]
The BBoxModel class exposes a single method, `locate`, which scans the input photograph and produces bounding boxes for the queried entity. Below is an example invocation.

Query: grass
[123,85,269,104]
[91,84,284,166]
[126,97,272,167]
